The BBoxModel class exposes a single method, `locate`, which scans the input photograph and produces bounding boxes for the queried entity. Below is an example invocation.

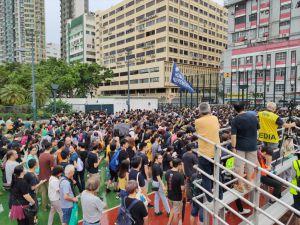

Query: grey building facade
[60,0,89,60]
[222,0,300,104]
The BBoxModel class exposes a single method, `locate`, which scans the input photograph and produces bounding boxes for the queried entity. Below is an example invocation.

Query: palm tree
[0,84,27,105]
[35,83,50,107]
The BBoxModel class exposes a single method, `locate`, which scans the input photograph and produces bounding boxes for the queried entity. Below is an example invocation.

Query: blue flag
[170,62,194,93]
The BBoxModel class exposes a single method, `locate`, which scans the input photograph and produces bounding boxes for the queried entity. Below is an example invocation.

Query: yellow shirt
[258,111,279,144]
[195,114,220,159]
[118,174,128,191]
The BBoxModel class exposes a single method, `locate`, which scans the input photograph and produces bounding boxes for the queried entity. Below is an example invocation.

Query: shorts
[293,195,300,217]
[109,169,118,182]
[169,200,183,214]
[235,150,257,175]
[62,207,73,224]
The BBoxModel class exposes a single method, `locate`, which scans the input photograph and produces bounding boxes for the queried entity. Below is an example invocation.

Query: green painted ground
[0,162,120,225]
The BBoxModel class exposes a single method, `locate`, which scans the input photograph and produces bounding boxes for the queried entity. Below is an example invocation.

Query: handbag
[136,172,148,208]
[152,180,160,191]
[17,201,38,218]
[69,203,79,225]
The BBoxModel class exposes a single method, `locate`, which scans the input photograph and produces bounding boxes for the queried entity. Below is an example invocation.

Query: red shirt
[38,152,54,180]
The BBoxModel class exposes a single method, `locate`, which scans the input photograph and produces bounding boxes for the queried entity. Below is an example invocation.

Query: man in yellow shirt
[258,102,295,163]
[195,102,223,202]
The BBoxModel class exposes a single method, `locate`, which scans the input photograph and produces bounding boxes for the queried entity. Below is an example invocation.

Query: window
[246,56,253,64]
[280,20,290,27]
[136,5,144,12]
[275,52,286,61]
[156,37,166,43]
[156,16,166,23]
[249,13,257,21]
[275,68,286,77]
[146,30,155,36]
[146,10,155,17]
[291,50,296,62]
[231,58,237,66]
[256,55,263,63]
[146,0,155,8]
[156,27,166,33]
[235,16,246,25]
[280,4,291,10]
[267,54,271,64]
[156,47,166,53]
[275,84,285,92]
[156,6,166,13]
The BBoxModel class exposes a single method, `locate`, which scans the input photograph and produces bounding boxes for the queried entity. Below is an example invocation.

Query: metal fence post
[213,145,221,225]
[253,166,261,225]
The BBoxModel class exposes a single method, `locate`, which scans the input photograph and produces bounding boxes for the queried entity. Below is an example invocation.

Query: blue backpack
[109,148,121,172]
[116,198,139,225]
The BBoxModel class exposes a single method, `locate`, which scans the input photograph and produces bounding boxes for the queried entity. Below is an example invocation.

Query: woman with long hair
[10,165,36,225]
[118,160,130,203]
[152,154,170,216]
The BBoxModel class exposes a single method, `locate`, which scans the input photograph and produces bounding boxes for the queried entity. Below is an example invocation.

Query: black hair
[61,150,69,160]
[261,146,273,156]
[52,165,64,176]
[110,142,117,152]
[172,158,182,168]
[43,141,52,150]
[57,141,64,149]
[11,165,24,188]
[131,156,142,169]
[27,158,37,169]
[233,102,245,113]
[120,138,128,147]
[118,160,130,179]
[139,142,147,151]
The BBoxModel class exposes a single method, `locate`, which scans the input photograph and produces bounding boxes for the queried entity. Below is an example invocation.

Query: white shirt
[48,176,60,201]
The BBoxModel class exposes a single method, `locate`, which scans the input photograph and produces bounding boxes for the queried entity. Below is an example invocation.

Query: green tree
[0,84,27,105]
[72,62,113,97]
[35,83,51,107]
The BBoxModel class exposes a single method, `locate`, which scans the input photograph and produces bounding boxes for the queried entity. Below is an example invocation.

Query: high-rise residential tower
[0,0,46,64]
[222,0,300,104]
[95,0,228,97]
[46,42,61,59]
[60,0,89,60]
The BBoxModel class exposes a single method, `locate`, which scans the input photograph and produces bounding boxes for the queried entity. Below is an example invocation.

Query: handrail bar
[194,134,300,193]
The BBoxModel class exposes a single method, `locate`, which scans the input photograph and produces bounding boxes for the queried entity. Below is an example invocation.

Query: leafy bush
[45,99,73,114]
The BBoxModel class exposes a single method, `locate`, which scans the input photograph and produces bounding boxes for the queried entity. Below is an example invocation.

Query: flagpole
[185,76,188,107]
[197,75,199,106]
[190,76,193,107]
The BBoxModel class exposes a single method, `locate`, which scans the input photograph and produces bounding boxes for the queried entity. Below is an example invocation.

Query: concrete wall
[58,97,158,113]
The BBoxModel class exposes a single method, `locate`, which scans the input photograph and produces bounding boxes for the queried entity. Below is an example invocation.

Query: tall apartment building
[95,0,228,97]
[60,0,89,60]
[222,0,300,104]
[66,13,96,63]
[0,0,46,64]
[46,42,61,59]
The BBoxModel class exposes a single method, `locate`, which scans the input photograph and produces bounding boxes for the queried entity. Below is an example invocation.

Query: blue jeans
[191,201,204,222]
[83,221,100,225]
[120,190,128,205]
[198,156,223,202]
[62,207,72,224]
[153,181,170,214]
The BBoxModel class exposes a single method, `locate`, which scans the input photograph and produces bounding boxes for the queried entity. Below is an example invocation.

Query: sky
[45,0,224,44]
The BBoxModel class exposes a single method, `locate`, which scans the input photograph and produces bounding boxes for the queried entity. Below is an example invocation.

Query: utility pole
[126,49,131,112]
[30,30,37,121]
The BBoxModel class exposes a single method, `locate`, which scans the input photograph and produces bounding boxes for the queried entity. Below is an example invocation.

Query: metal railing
[193,127,300,225]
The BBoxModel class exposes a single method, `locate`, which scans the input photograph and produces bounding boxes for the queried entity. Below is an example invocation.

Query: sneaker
[115,194,120,199]
[148,203,154,208]
[155,211,163,216]
[240,209,251,215]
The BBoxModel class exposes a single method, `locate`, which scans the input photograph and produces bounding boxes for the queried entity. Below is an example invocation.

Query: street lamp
[126,49,131,112]
[51,84,59,114]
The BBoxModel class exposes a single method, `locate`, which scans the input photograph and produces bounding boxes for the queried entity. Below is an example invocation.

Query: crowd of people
[0,101,300,225]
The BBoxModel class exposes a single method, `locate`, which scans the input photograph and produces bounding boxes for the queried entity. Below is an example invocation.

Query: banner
[170,62,194,93]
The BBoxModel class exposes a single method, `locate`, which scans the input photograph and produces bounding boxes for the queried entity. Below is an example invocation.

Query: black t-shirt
[118,149,129,164]
[136,152,148,179]
[24,172,39,197]
[126,147,135,161]
[163,153,172,171]
[129,169,145,187]
[165,170,184,201]
[87,152,98,174]
[231,113,260,151]
[78,150,88,164]
[182,151,198,177]
[125,197,148,225]
[11,178,31,205]
[152,163,162,182]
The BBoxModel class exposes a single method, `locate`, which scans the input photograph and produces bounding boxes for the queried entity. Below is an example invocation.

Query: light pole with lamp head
[51,84,59,114]
[126,48,131,112]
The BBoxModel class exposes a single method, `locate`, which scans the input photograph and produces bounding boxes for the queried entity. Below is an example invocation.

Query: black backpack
[116,197,139,225]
